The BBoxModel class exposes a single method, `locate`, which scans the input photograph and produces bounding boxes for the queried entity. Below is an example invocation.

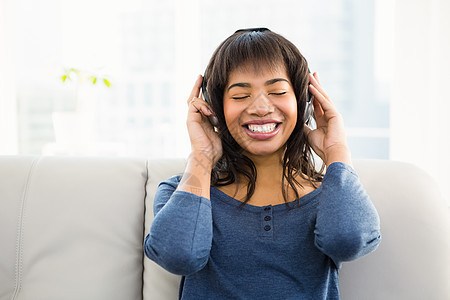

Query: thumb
[303,123,312,137]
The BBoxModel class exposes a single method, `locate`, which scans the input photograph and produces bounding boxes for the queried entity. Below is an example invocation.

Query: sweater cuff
[172,190,211,208]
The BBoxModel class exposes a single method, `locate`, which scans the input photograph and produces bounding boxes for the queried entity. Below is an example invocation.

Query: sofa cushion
[339,160,450,299]
[0,156,147,300]
[143,159,186,300]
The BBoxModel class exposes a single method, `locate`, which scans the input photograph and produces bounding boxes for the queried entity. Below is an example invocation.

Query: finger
[313,72,322,85]
[190,98,214,116]
[189,97,216,116]
[189,100,219,128]
[313,97,324,118]
[308,84,334,112]
[312,97,328,128]
[309,73,329,100]
[187,75,203,104]
[303,123,312,136]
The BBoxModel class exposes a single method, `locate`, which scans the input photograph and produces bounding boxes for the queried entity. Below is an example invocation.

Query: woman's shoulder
[321,162,359,185]
[157,174,183,190]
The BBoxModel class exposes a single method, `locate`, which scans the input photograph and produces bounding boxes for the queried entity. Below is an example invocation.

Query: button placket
[261,206,273,238]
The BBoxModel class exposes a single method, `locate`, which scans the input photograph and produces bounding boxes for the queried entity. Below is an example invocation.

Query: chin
[242,144,285,158]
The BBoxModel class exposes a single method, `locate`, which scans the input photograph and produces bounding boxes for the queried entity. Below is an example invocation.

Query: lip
[242,121,281,140]
[242,119,281,126]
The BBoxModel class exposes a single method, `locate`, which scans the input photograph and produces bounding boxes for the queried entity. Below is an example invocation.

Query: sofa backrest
[143,159,186,300]
[339,160,450,299]
[0,156,148,300]
[1,157,449,300]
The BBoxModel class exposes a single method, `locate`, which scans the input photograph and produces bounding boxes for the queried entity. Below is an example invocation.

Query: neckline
[210,185,322,212]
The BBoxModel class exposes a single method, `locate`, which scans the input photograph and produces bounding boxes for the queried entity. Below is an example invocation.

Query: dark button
[264,225,271,231]
[264,207,271,211]
[264,216,271,221]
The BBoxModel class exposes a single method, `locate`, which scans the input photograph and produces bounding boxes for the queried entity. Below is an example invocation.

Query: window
[2,0,390,160]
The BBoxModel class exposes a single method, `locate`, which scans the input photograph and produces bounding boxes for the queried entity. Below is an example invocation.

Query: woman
[144,28,381,299]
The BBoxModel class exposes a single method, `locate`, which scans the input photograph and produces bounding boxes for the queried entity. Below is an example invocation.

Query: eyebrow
[227,78,289,92]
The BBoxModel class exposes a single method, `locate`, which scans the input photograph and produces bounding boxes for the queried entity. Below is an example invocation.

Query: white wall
[0,0,18,154]
[390,0,450,204]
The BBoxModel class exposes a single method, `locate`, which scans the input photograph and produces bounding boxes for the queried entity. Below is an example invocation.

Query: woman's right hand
[186,75,222,168]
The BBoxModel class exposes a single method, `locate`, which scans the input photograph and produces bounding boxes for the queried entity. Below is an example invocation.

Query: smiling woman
[223,65,298,157]
[201,29,326,208]
[144,28,381,300]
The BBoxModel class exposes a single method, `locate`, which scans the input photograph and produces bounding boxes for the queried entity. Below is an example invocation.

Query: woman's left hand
[304,72,352,166]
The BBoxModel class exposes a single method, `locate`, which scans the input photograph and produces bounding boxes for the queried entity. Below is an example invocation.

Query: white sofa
[0,156,449,300]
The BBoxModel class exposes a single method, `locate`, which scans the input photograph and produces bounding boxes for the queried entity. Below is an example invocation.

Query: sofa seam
[141,159,150,299]
[12,156,40,300]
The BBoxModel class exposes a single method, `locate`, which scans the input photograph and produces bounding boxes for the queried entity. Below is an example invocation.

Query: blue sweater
[144,162,381,299]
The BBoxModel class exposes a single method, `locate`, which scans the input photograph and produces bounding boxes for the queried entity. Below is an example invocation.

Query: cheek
[281,99,298,126]
[223,101,242,134]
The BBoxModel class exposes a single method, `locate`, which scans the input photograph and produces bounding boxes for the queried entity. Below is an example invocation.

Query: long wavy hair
[203,28,324,207]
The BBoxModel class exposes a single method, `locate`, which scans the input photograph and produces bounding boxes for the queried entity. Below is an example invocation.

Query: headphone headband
[234,27,270,34]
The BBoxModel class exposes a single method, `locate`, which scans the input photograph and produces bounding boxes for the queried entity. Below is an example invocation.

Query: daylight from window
[1,0,392,160]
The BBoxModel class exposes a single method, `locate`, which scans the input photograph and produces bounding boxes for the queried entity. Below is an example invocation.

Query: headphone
[202,28,314,126]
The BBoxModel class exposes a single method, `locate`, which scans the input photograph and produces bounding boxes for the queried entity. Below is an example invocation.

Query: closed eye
[269,91,287,96]
[232,95,250,100]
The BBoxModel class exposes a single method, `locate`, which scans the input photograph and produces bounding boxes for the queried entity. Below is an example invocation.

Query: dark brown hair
[203,29,324,207]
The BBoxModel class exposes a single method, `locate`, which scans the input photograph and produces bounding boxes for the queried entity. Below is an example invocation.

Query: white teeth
[247,123,277,133]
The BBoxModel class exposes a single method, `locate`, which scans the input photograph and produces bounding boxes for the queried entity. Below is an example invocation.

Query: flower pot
[52,111,95,147]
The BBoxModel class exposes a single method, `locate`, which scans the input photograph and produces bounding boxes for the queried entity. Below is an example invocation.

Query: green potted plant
[52,67,111,149]
[60,68,111,111]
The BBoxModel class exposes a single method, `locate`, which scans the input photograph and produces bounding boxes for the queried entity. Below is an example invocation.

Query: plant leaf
[87,75,96,84]
[103,78,111,87]
[61,75,67,82]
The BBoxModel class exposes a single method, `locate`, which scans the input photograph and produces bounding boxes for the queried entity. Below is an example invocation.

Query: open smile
[247,123,278,133]
[242,121,281,140]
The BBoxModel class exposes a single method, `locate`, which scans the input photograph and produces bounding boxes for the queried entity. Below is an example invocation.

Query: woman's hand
[186,75,223,168]
[304,72,352,166]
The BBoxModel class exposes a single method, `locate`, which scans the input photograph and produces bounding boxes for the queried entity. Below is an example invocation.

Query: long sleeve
[144,176,213,275]
[314,162,381,268]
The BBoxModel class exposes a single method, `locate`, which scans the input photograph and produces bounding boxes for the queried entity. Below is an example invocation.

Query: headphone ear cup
[304,68,315,125]
[303,92,314,125]
[202,78,209,103]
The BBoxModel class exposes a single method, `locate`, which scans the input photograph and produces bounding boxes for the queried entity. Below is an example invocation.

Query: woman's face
[223,63,298,158]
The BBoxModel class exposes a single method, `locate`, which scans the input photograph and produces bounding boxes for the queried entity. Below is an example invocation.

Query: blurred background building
[6,0,390,159]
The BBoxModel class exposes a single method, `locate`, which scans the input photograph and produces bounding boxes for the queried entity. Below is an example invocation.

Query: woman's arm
[178,75,222,198]
[144,176,213,275]
[314,162,381,268]
[305,72,381,267]
[144,76,221,275]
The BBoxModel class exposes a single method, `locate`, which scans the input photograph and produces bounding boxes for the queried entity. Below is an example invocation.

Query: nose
[246,92,274,116]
